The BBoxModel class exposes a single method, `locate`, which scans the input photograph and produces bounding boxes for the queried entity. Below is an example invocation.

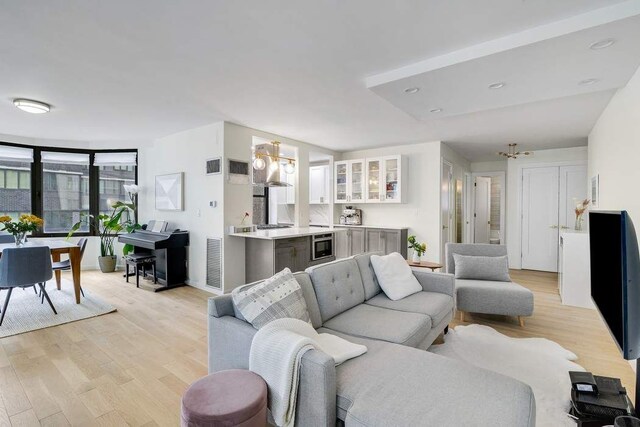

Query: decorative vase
[13,232,27,246]
[412,251,421,263]
[575,215,583,231]
[98,255,117,273]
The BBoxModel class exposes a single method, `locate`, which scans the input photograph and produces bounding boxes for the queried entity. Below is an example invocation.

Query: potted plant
[0,214,44,246]
[407,235,427,263]
[68,204,129,273]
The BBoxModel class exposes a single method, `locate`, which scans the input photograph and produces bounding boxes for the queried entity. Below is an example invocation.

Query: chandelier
[497,143,531,159]
[252,141,296,174]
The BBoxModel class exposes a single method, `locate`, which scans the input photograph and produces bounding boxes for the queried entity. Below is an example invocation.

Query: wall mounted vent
[206,237,222,290]
[227,159,250,184]
[206,157,221,175]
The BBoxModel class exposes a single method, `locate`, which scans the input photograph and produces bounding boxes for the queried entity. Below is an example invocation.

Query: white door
[559,165,588,231]
[474,177,491,243]
[309,166,325,204]
[349,160,365,203]
[365,158,382,202]
[382,155,401,203]
[441,161,453,262]
[522,167,560,272]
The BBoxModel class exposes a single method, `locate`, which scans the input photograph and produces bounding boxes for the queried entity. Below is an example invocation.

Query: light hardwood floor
[0,269,635,426]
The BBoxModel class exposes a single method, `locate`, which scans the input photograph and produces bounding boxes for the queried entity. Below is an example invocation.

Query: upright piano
[118,227,189,291]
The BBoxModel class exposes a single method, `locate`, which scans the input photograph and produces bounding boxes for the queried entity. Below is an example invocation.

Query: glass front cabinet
[336,155,405,204]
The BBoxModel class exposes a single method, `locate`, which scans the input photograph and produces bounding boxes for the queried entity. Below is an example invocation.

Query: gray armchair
[0,246,57,325]
[445,243,534,326]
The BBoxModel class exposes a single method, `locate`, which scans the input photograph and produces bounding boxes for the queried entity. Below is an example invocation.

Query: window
[0,143,137,236]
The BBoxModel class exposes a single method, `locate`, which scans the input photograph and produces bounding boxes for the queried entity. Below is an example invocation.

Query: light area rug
[430,324,584,427]
[0,279,116,338]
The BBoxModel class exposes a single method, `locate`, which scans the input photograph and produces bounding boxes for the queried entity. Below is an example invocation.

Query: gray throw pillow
[232,268,310,329]
[453,254,511,282]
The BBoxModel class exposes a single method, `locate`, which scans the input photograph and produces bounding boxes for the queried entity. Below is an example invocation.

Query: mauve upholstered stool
[181,369,268,427]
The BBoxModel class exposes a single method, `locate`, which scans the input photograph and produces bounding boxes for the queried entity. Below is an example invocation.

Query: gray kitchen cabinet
[365,228,408,257]
[275,237,310,273]
[335,227,366,259]
[246,236,312,282]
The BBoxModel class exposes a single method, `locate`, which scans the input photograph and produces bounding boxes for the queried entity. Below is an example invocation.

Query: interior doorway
[441,160,453,262]
[471,172,505,245]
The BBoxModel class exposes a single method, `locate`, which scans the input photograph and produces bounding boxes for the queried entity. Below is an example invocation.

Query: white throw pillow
[370,252,422,301]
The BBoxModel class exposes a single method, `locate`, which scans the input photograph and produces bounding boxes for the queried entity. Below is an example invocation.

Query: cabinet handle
[292,247,297,258]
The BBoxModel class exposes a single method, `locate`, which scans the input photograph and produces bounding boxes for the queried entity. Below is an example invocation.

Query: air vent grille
[206,157,221,175]
[206,237,222,290]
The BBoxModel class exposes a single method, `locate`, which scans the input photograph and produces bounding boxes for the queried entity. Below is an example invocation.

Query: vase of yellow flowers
[0,214,44,246]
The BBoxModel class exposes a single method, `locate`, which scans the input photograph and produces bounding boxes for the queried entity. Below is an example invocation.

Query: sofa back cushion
[445,243,508,274]
[306,258,366,322]
[231,272,323,329]
[354,252,384,300]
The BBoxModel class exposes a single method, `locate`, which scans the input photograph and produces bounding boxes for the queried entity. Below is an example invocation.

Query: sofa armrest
[412,270,455,297]
[208,315,257,372]
[208,295,235,318]
[297,350,336,427]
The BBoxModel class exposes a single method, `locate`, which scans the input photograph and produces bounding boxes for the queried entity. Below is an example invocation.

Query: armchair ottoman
[446,243,534,326]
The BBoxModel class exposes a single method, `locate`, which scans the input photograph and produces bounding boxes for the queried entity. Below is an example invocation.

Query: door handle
[550,225,558,229]
[560,226,570,230]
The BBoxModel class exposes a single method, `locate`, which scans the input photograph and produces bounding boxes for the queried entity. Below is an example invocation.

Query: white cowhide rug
[430,324,584,427]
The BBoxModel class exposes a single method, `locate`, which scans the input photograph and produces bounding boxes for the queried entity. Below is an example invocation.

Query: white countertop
[230,226,347,240]
[333,224,408,230]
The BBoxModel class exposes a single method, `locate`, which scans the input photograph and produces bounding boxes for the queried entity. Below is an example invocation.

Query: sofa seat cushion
[456,279,534,317]
[322,304,431,347]
[365,291,454,325]
[316,328,536,427]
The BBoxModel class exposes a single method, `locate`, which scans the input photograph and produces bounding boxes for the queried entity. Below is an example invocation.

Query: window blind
[94,152,137,166]
[0,145,34,163]
[41,151,90,165]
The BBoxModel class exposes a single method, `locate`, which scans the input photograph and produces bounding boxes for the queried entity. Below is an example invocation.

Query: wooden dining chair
[0,246,56,326]
[40,238,87,301]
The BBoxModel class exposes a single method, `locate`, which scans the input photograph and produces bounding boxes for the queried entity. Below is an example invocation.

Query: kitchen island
[230,227,346,282]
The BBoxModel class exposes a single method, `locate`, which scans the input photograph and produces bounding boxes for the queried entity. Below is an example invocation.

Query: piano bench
[125,254,157,288]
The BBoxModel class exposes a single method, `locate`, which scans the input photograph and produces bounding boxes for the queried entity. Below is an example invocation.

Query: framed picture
[591,174,599,207]
[156,172,184,211]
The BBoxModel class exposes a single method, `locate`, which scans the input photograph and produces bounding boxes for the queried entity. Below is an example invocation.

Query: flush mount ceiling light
[429,108,443,113]
[579,78,600,86]
[497,143,531,159]
[488,82,506,90]
[589,39,615,50]
[404,87,420,94]
[13,98,50,114]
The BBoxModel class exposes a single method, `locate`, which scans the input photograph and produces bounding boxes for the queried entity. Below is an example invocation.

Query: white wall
[340,141,443,262]
[505,146,588,268]
[471,160,507,173]
[138,122,225,290]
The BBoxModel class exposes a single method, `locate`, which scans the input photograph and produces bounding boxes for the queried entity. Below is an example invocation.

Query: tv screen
[589,211,640,360]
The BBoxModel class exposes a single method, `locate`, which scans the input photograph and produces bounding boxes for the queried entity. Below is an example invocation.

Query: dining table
[0,240,83,304]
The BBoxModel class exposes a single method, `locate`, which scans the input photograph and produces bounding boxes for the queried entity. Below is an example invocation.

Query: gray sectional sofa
[208,253,536,426]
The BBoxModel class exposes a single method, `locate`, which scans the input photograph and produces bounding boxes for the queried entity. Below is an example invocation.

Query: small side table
[407,260,443,272]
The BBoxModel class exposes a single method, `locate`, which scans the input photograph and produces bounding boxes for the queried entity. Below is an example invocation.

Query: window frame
[0,141,138,238]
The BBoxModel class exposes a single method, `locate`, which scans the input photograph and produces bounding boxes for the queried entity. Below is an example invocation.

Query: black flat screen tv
[589,210,640,361]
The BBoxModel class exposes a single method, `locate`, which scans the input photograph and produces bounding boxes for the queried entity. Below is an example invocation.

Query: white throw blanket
[250,318,367,427]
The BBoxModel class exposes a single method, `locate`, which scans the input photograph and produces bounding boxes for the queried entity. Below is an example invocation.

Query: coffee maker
[340,206,362,225]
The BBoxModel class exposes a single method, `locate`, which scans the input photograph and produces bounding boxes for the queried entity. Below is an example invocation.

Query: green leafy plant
[407,235,427,257]
[67,203,130,257]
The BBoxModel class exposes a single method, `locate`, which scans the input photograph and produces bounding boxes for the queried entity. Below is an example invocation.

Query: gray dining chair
[0,246,57,326]
[40,238,87,301]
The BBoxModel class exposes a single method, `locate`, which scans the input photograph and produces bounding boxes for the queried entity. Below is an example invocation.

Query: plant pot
[98,255,117,273]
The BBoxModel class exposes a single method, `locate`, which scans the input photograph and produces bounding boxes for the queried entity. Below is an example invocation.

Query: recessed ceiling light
[590,39,615,50]
[404,87,420,94]
[429,108,443,113]
[488,82,506,89]
[579,78,600,86]
[13,99,50,114]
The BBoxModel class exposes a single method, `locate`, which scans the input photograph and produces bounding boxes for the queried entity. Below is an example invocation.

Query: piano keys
[118,228,189,291]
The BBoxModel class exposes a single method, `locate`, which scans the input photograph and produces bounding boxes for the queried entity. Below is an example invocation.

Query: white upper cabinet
[334,160,365,203]
[309,165,330,204]
[336,155,406,204]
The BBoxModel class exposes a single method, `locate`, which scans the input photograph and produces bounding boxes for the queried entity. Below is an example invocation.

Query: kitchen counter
[333,224,408,230]
[230,226,346,240]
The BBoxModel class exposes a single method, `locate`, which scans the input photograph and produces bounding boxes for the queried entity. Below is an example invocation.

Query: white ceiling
[0,0,638,161]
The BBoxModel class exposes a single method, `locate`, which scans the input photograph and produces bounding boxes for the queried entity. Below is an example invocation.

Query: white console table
[559,231,594,309]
